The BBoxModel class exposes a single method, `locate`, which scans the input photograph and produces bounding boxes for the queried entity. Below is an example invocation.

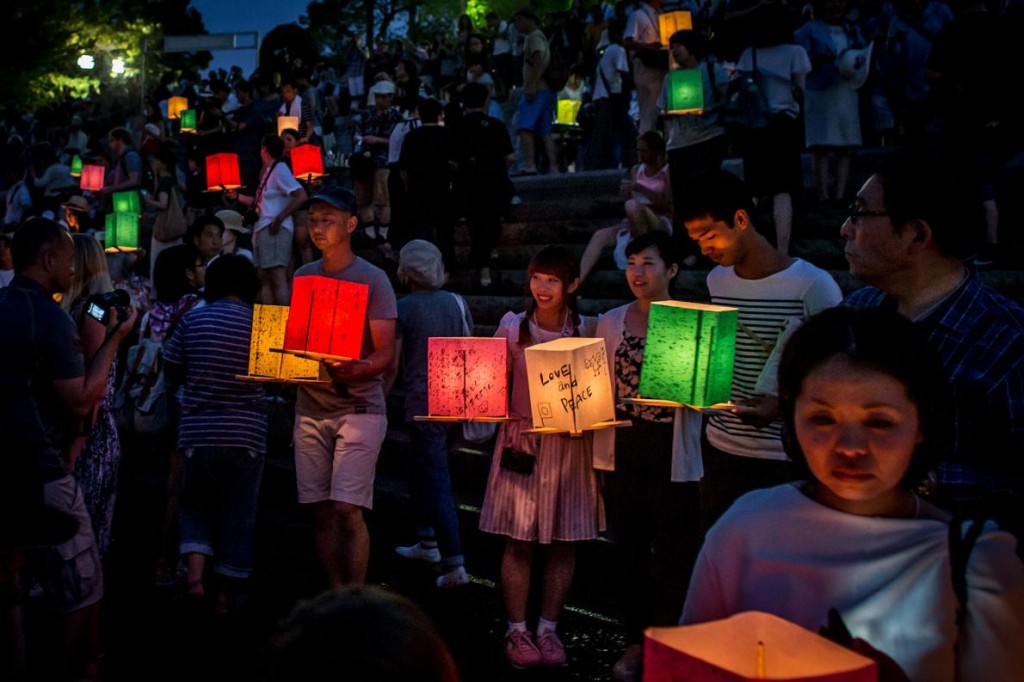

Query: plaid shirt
[845,273,1024,501]
[358,106,403,167]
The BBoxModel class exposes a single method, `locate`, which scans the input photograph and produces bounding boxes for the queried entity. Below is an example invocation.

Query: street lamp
[78,54,95,70]
[111,58,126,76]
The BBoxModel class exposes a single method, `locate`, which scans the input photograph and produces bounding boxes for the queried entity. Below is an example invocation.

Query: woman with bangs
[479,245,600,670]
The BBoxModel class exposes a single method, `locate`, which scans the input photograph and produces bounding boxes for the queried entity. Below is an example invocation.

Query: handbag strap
[450,292,471,336]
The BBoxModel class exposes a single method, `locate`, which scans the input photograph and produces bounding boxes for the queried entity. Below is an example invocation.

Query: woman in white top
[682,306,1024,682]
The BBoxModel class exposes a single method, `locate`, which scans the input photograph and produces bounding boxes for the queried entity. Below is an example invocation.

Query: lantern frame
[290,144,325,182]
[274,275,371,363]
[414,337,510,421]
[238,304,329,383]
[205,153,242,191]
[103,212,140,253]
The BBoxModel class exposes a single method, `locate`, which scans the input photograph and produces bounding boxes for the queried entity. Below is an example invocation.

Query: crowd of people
[3,1,1024,681]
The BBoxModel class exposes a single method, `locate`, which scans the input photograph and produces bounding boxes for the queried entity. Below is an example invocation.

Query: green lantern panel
[179,109,197,133]
[104,212,139,253]
[112,190,140,214]
[70,155,83,177]
[665,68,704,115]
[638,301,737,406]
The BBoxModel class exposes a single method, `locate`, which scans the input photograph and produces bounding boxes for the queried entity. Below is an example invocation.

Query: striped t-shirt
[706,259,842,461]
[163,299,267,453]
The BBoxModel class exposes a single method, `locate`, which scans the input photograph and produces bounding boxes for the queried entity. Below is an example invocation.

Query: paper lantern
[283,275,369,361]
[556,99,582,126]
[290,144,325,181]
[277,115,300,136]
[644,611,877,682]
[167,96,188,120]
[205,153,242,191]
[80,164,105,192]
[659,10,693,46]
[665,68,704,115]
[103,212,139,253]
[112,190,141,214]
[639,301,737,407]
[179,108,197,133]
[426,337,508,418]
[244,304,326,381]
[523,337,616,434]
[70,155,83,177]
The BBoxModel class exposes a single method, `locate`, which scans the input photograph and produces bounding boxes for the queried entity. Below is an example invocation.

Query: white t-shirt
[592,44,630,100]
[624,2,660,47]
[255,162,303,233]
[705,258,842,461]
[736,44,812,119]
[278,94,304,119]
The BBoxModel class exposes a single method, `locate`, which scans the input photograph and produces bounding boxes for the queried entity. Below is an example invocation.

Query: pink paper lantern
[284,275,369,360]
[427,337,508,418]
[80,164,105,192]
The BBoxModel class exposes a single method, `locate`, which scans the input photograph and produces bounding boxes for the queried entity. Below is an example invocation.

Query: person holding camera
[0,218,137,681]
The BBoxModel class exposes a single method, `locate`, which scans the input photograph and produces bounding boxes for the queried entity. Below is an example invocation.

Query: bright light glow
[78,55,95,70]
[111,58,126,75]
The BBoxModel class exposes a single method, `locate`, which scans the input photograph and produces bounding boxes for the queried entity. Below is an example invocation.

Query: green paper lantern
[112,190,141,214]
[70,155,83,177]
[104,212,139,253]
[638,301,738,406]
[179,109,197,133]
[665,68,704,115]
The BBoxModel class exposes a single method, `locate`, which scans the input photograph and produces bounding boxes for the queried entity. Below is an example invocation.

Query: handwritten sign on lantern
[283,275,369,361]
[244,304,326,382]
[427,337,508,418]
[644,611,877,682]
[639,301,737,407]
[524,337,615,434]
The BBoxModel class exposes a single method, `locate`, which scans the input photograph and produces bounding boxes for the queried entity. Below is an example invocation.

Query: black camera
[85,289,131,325]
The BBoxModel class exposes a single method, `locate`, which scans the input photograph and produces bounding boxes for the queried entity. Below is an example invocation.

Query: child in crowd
[478,246,601,669]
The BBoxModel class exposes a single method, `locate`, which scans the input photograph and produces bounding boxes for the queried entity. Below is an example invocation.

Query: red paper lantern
[80,164,105,192]
[284,275,370,361]
[290,144,325,182]
[427,337,508,418]
[205,153,242,191]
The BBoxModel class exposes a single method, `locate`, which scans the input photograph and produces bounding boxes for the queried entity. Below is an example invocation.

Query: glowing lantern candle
[283,275,369,361]
[426,337,508,418]
[179,108,197,133]
[112,190,141,214]
[644,611,877,682]
[290,144,325,182]
[638,301,737,407]
[80,164,105,192]
[244,304,326,381]
[205,153,242,191]
[103,212,139,253]
[524,337,616,434]
[70,155,83,177]
[556,99,582,126]
[659,10,693,46]
[277,115,300,136]
[665,68,705,115]
[167,96,188,120]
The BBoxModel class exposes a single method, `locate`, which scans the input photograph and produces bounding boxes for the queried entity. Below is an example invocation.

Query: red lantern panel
[80,164,105,192]
[205,153,242,191]
[290,144,325,181]
[284,275,369,361]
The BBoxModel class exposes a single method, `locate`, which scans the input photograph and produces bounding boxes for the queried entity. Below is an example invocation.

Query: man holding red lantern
[292,185,397,588]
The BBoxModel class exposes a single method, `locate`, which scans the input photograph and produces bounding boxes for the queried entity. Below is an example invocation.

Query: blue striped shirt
[163,300,267,453]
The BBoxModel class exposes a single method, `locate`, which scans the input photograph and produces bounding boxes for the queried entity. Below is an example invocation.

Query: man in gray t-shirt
[292,186,397,587]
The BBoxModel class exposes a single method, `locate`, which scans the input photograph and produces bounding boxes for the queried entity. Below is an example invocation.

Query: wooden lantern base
[413,415,514,423]
[523,419,632,438]
[619,397,740,415]
[269,348,369,364]
[235,374,330,384]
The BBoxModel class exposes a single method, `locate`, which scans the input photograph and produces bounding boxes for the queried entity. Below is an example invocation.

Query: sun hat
[397,239,446,290]
[215,209,249,234]
[62,195,89,212]
[369,80,397,96]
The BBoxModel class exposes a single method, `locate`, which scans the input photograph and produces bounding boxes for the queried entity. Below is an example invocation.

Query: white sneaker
[436,566,470,589]
[394,543,441,563]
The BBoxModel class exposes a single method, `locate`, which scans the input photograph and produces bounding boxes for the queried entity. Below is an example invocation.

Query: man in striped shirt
[679,170,843,532]
[163,254,266,610]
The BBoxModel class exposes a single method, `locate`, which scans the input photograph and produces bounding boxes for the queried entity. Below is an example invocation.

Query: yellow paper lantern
[556,99,582,126]
[645,611,877,681]
[277,115,300,136]
[524,337,616,434]
[427,337,508,418]
[664,68,705,115]
[244,304,325,382]
[167,96,188,120]
[659,10,693,46]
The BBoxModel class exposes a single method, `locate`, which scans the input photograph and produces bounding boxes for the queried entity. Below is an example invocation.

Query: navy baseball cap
[304,185,358,214]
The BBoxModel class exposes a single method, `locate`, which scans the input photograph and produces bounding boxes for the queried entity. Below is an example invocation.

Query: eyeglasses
[846,204,889,223]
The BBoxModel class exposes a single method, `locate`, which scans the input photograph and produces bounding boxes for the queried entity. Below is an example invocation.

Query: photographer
[0,218,137,681]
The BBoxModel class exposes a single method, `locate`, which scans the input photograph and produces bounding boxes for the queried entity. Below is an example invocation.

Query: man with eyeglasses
[291,186,397,587]
[843,150,1024,551]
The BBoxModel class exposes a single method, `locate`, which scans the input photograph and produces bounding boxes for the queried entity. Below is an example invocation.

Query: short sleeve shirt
[255,162,303,232]
[294,257,398,418]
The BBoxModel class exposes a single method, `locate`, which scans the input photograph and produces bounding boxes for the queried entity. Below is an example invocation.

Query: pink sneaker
[504,629,542,669]
[536,630,567,667]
